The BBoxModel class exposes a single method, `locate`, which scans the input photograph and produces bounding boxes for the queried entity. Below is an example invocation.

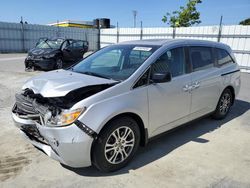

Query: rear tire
[212,88,233,120]
[25,61,34,71]
[92,116,140,172]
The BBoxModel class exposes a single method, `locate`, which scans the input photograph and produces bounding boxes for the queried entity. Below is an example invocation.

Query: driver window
[151,47,185,77]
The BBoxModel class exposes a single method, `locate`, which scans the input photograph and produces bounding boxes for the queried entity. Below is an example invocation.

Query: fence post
[97,25,101,50]
[20,17,25,52]
[173,27,176,39]
[218,15,223,42]
[140,21,143,40]
[56,20,60,37]
[85,32,88,41]
[117,22,119,43]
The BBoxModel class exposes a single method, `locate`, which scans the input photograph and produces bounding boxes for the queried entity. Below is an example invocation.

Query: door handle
[192,81,200,89]
[183,82,200,92]
[183,84,191,92]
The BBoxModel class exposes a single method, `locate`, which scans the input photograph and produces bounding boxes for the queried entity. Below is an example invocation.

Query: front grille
[15,93,36,115]
[14,93,53,126]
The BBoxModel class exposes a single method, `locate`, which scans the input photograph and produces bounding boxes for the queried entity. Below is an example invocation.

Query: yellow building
[48,20,94,28]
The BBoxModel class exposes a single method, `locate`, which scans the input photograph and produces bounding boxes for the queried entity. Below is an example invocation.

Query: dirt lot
[0,53,250,188]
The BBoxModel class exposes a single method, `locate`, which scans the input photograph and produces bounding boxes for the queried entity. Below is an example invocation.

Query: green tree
[239,18,250,25]
[162,0,202,27]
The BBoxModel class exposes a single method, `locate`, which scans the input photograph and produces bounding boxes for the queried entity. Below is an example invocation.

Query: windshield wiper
[44,40,53,49]
[80,71,112,80]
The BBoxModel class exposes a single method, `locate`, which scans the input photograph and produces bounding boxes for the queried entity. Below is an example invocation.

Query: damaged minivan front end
[12,70,117,167]
[12,43,160,171]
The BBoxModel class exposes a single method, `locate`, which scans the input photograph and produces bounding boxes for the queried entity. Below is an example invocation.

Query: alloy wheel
[56,59,63,69]
[219,93,231,115]
[104,126,135,164]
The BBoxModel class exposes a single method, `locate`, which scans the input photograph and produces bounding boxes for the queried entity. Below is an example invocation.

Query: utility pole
[20,16,23,24]
[132,10,137,28]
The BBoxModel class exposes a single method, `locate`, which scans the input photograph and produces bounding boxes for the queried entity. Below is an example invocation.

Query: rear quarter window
[215,48,234,66]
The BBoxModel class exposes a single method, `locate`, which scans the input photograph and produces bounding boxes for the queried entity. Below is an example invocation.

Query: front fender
[78,87,149,134]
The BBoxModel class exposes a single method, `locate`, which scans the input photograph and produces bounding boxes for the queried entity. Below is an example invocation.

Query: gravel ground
[0,53,250,188]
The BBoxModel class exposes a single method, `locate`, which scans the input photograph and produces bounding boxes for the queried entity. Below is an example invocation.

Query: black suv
[25,38,88,71]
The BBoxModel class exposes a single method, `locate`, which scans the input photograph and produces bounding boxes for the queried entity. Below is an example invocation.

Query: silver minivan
[12,39,241,172]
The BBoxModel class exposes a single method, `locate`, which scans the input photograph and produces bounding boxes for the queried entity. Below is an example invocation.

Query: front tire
[55,58,63,69]
[92,116,140,172]
[212,88,233,120]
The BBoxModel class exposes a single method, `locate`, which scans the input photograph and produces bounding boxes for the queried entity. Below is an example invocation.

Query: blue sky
[0,0,249,27]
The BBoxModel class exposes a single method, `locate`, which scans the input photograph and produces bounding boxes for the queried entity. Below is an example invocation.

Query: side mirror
[151,72,171,83]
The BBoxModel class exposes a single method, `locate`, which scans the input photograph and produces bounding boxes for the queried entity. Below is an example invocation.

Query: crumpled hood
[22,70,117,97]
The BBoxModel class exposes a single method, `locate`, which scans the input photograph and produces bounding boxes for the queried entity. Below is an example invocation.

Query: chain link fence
[0,21,99,52]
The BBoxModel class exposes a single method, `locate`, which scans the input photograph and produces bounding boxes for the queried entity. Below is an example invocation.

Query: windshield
[36,39,64,49]
[72,44,159,81]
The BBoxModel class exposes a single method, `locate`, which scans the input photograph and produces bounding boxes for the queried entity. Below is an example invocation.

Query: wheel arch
[91,112,148,153]
[112,112,148,146]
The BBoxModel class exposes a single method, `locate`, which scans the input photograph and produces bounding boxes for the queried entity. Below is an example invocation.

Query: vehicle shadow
[63,99,250,177]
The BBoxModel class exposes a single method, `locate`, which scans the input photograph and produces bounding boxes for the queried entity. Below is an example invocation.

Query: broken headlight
[50,108,86,126]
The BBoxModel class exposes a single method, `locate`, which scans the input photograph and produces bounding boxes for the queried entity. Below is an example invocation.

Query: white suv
[12,39,241,172]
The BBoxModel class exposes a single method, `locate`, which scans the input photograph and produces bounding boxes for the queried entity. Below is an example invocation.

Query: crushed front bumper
[25,58,56,70]
[12,111,93,168]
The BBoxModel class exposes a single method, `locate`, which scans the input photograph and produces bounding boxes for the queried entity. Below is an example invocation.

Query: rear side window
[151,47,186,77]
[190,47,214,71]
[215,48,234,66]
